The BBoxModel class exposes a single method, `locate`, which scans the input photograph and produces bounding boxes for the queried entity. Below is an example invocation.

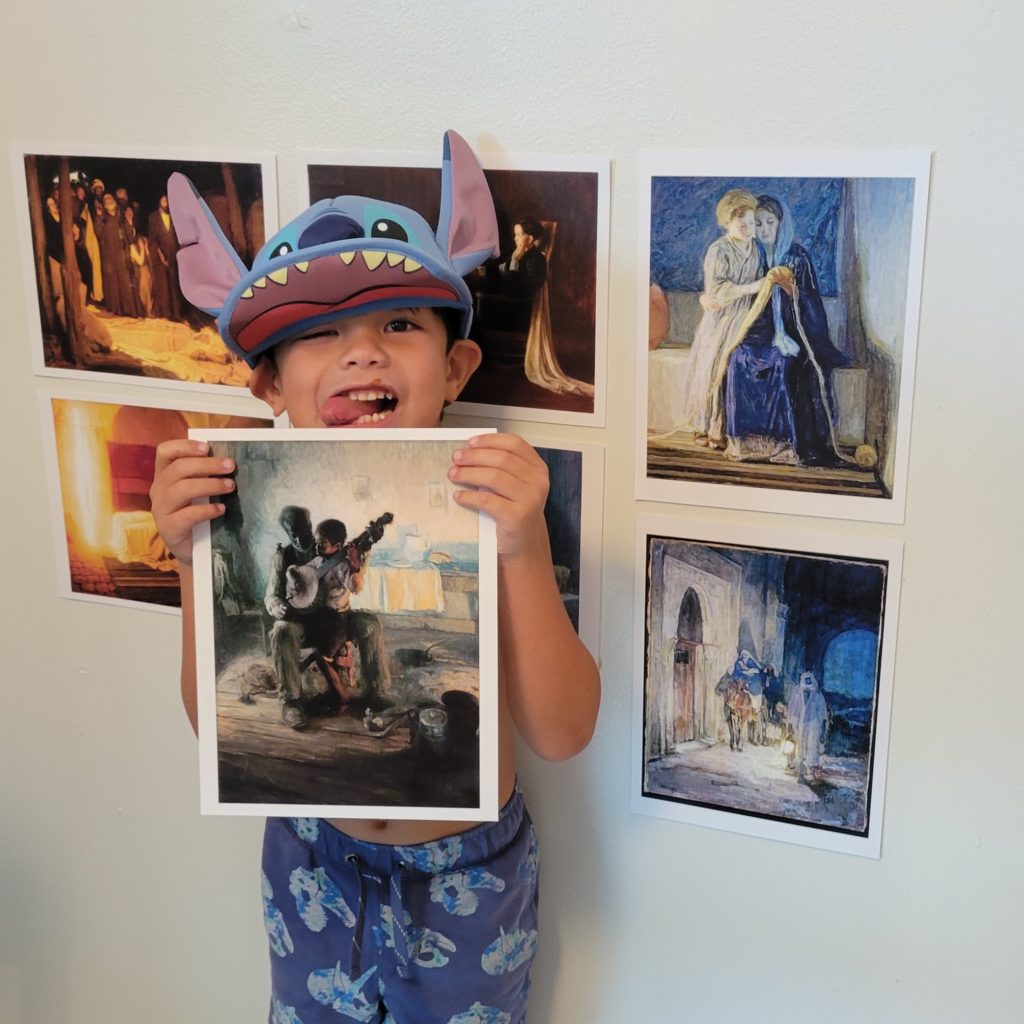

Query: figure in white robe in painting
[679,188,771,445]
[786,672,829,780]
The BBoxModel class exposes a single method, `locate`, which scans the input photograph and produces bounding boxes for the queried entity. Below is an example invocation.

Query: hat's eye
[370,219,408,242]
[271,241,293,258]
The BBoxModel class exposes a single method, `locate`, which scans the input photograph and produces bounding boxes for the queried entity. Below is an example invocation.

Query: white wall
[2,2,1021,1021]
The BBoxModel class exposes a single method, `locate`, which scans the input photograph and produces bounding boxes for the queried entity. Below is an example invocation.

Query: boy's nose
[336,323,390,366]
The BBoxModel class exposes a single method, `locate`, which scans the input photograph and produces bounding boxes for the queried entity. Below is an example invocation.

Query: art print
[15,145,277,393]
[303,149,608,426]
[191,429,498,820]
[638,151,929,523]
[38,388,271,613]
[632,516,900,857]
[532,440,604,656]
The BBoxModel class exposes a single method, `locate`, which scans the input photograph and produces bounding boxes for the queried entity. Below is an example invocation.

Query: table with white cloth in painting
[350,561,446,613]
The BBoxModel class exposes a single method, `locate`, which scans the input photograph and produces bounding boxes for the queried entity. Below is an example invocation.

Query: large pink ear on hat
[436,131,500,277]
[167,172,246,315]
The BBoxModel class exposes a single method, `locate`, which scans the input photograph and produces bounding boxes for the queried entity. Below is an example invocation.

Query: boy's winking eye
[292,309,430,344]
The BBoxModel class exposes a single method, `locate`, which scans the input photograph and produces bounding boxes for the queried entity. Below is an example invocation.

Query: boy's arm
[177,562,199,735]
[451,434,600,762]
[150,438,236,737]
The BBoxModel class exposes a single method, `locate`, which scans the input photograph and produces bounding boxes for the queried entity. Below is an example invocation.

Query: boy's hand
[149,439,236,566]
[450,433,548,559]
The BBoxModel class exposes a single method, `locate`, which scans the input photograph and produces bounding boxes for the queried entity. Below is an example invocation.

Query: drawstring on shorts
[344,852,414,980]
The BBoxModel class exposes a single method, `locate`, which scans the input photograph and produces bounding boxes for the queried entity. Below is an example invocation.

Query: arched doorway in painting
[822,627,879,759]
[673,588,703,745]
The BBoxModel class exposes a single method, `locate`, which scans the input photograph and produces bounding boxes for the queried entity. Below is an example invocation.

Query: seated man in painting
[267,510,392,729]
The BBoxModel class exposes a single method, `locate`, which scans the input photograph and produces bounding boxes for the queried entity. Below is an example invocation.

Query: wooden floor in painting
[647,433,887,498]
[214,616,481,811]
[102,557,180,607]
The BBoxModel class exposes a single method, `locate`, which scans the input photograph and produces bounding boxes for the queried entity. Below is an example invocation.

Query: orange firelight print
[45,395,271,611]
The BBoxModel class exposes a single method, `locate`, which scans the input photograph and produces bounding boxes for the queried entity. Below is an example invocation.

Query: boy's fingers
[154,438,209,473]
[452,487,504,517]
[467,432,543,463]
[175,501,227,528]
[152,456,235,503]
[452,448,534,486]
[449,465,540,502]
[164,475,236,508]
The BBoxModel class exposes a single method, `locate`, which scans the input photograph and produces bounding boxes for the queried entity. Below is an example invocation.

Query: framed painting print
[38,387,272,613]
[637,150,929,523]
[531,439,605,658]
[190,428,499,821]
[302,147,609,427]
[14,144,277,394]
[632,515,901,857]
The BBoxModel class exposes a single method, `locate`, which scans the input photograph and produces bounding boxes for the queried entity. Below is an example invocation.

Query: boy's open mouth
[320,387,398,426]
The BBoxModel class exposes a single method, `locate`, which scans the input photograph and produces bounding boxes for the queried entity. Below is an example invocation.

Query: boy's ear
[444,338,483,401]
[248,357,287,417]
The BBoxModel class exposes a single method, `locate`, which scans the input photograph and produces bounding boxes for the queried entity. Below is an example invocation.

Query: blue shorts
[261,787,540,1024]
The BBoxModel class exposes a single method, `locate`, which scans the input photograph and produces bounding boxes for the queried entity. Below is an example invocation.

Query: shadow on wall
[517,752,604,1024]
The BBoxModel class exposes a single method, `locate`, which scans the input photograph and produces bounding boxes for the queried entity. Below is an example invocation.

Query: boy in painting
[148,131,600,1024]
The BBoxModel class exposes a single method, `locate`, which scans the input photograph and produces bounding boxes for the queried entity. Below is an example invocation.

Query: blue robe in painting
[724,242,847,465]
[779,243,848,465]
[723,245,796,460]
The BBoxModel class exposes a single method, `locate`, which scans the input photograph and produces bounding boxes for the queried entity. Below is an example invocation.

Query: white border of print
[298,146,609,428]
[635,149,930,524]
[631,513,902,859]
[13,143,279,396]
[524,437,605,660]
[38,383,272,615]
[190,427,500,822]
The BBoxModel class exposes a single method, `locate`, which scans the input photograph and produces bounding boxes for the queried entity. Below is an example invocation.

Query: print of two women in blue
[683,189,848,467]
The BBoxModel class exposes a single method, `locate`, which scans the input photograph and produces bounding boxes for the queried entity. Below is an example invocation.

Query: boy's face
[248,307,482,429]
[315,533,341,556]
[726,209,755,244]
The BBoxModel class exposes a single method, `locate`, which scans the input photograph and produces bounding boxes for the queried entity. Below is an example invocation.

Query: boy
[149,131,600,1024]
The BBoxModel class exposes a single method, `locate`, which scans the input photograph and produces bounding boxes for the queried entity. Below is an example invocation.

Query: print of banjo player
[263,505,395,731]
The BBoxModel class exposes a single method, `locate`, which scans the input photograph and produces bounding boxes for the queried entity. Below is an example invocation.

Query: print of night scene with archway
[633,518,901,857]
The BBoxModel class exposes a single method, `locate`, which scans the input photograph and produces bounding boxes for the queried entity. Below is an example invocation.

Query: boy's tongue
[321,393,386,425]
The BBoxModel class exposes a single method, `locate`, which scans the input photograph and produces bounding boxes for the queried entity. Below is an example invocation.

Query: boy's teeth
[354,411,388,424]
[350,390,391,402]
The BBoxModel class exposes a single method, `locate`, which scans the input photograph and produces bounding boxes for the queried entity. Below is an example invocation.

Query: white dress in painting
[679,235,762,437]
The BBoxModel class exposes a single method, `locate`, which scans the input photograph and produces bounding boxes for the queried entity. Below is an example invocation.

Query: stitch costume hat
[167,131,499,367]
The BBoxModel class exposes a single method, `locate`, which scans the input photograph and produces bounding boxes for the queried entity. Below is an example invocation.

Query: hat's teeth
[403,257,422,274]
[339,252,355,265]
[295,261,310,273]
[361,250,386,271]
[268,267,288,286]
[386,252,404,268]
[252,276,268,289]
[241,287,254,299]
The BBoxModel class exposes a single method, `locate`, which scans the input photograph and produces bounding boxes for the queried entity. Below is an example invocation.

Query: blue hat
[168,131,499,367]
